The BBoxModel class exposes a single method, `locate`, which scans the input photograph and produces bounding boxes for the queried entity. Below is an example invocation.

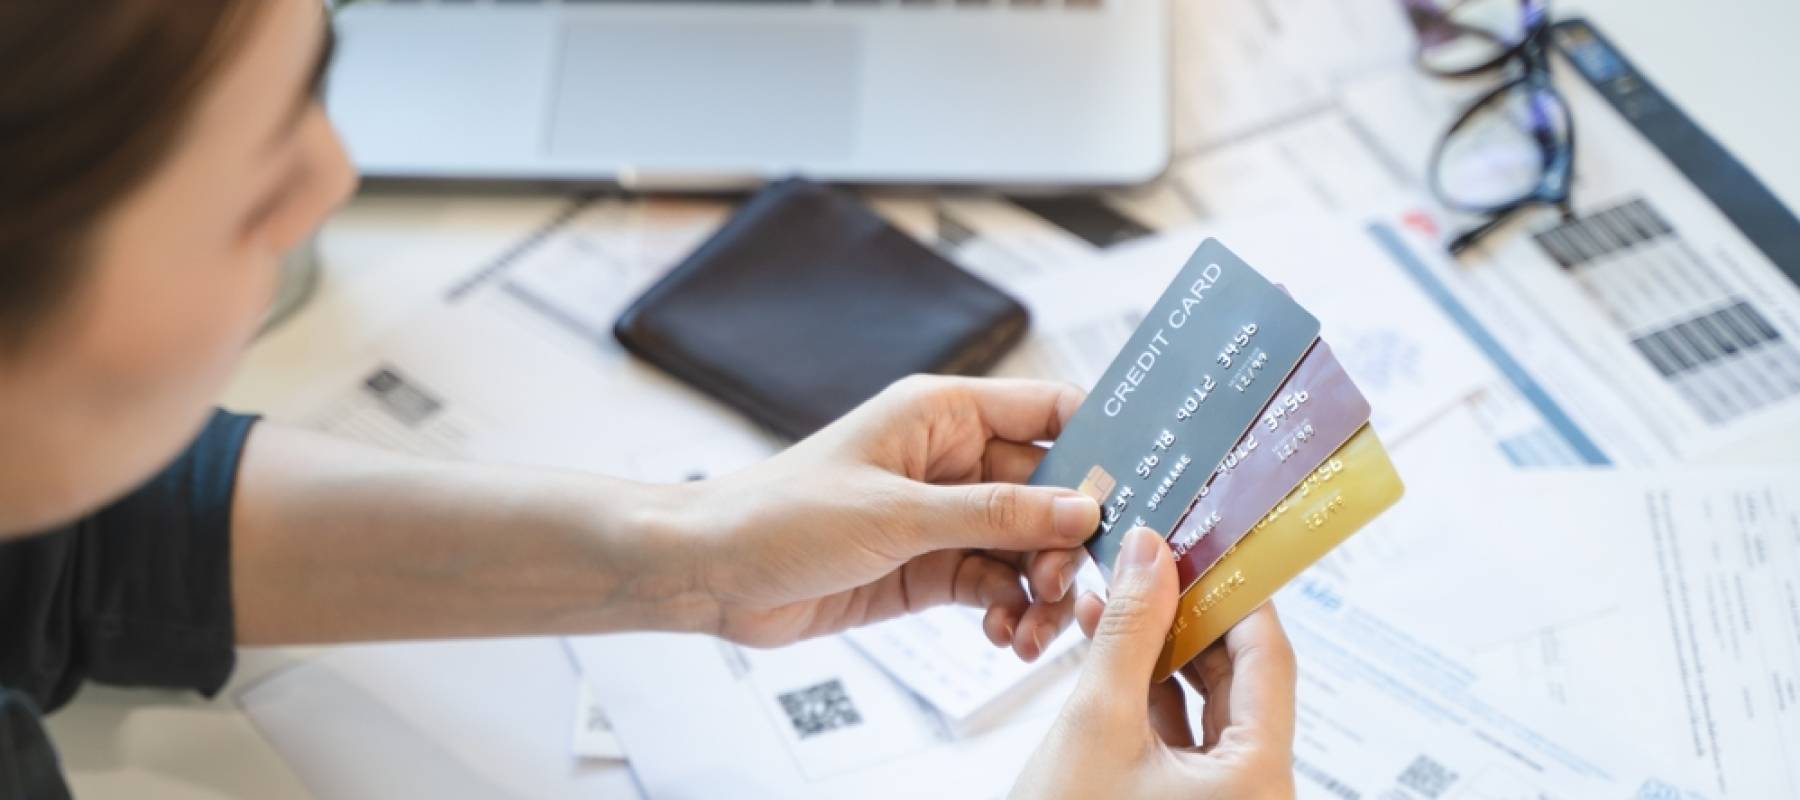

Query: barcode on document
[1533,197,1672,268]
[777,679,862,739]
[1534,196,1800,426]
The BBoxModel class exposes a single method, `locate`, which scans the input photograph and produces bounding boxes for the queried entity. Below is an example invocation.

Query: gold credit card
[1153,424,1404,681]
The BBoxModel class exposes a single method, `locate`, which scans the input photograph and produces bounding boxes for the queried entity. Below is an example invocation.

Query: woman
[0,2,1297,797]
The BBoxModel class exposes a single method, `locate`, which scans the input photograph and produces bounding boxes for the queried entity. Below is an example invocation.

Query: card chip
[1077,465,1116,505]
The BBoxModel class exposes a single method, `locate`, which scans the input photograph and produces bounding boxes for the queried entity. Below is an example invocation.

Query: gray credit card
[1026,239,1321,572]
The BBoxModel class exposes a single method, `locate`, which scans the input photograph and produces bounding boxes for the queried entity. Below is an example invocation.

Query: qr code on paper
[1397,754,1458,799]
[777,679,862,739]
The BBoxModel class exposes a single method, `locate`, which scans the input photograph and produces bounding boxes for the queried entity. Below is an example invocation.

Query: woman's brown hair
[0,1,258,349]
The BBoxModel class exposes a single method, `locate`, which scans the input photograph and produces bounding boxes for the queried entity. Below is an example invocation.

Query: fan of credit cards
[1027,239,1404,682]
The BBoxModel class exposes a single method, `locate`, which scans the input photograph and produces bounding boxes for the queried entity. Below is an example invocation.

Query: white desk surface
[47,4,1800,797]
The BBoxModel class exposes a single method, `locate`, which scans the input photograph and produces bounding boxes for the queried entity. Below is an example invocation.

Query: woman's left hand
[682,375,1101,662]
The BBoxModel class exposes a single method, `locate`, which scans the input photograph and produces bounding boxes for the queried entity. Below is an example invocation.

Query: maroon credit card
[1168,340,1372,591]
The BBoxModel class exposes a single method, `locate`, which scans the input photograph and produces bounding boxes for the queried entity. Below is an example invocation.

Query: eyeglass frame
[1412,0,1578,254]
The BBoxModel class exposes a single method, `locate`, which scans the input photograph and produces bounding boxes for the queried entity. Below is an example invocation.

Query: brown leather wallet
[614,178,1030,439]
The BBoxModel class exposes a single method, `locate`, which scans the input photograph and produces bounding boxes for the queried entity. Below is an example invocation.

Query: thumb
[918,482,1099,553]
[1075,527,1178,709]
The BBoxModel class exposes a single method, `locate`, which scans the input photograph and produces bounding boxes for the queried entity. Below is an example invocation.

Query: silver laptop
[326,0,1170,190]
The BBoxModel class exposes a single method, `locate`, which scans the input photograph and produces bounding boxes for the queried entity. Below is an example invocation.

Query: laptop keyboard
[368,0,1102,9]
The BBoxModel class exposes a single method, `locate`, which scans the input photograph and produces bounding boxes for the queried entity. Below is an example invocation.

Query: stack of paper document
[1328,467,1800,797]
[564,571,1677,799]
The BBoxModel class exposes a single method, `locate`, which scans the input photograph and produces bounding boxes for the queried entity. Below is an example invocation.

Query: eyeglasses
[1407,0,1575,255]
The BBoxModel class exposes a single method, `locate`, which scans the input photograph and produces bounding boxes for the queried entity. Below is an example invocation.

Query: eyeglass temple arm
[1448,199,1575,256]
[1448,209,1522,255]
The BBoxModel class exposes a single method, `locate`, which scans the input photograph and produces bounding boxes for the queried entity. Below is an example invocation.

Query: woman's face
[0,0,356,535]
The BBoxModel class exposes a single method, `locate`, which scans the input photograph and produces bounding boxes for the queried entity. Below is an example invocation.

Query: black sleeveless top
[0,411,254,799]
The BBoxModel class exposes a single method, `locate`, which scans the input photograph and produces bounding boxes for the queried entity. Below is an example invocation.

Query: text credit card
[1026,239,1321,572]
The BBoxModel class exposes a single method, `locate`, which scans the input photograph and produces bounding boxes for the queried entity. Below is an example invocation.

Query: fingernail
[1030,626,1048,661]
[1118,527,1162,575]
[1058,562,1078,599]
[999,616,1017,644]
[1052,495,1099,540]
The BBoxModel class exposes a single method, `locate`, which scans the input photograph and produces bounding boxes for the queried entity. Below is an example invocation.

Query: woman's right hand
[1011,527,1299,799]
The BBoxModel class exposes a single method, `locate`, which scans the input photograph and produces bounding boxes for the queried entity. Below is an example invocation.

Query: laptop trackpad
[546,23,860,163]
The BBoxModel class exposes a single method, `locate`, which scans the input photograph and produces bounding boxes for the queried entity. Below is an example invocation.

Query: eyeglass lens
[1435,82,1571,211]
